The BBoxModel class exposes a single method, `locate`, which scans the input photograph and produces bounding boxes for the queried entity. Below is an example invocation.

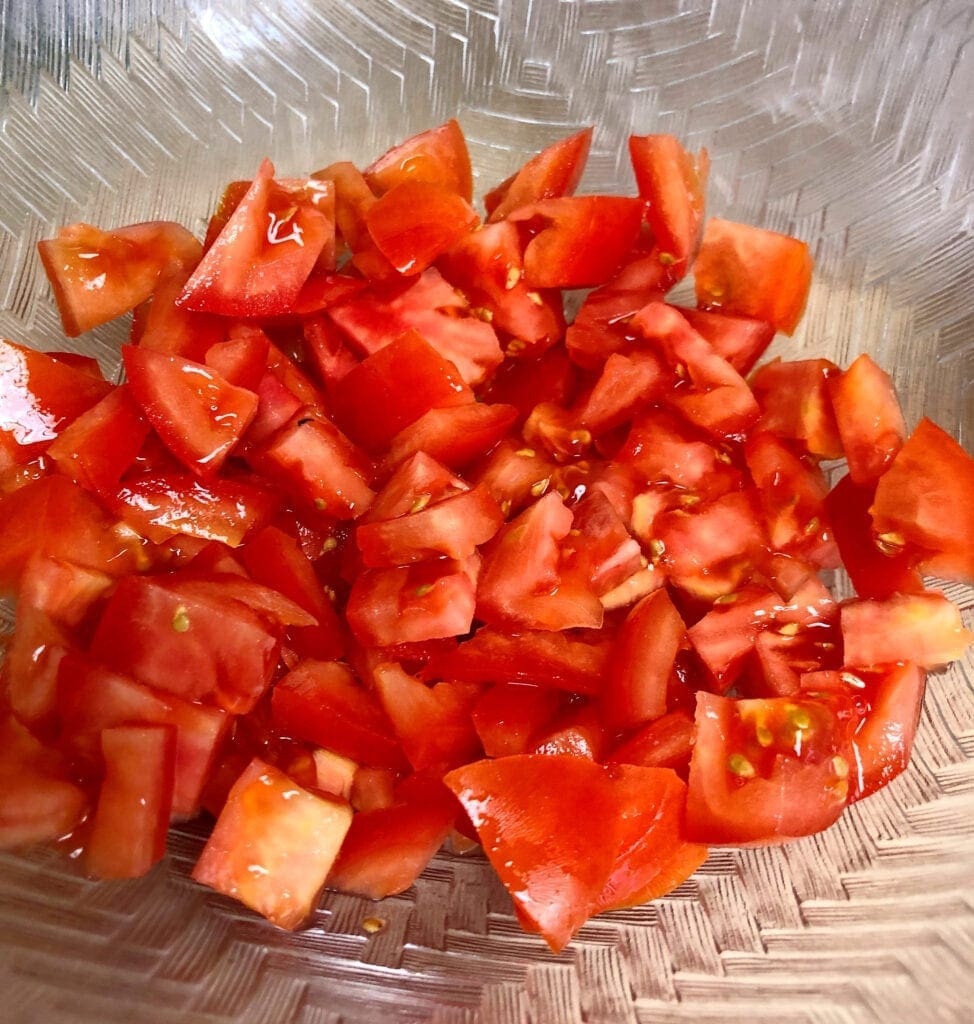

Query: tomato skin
[685,691,854,845]
[485,127,592,222]
[870,417,974,583]
[628,134,709,274]
[693,217,813,335]
[193,758,353,930]
[85,724,176,879]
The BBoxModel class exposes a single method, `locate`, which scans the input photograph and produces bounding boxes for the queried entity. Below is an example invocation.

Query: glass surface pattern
[0,2,972,1022]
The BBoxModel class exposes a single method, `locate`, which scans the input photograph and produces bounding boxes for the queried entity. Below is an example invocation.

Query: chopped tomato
[607,710,696,774]
[193,758,352,929]
[363,119,473,202]
[693,217,813,335]
[470,683,566,758]
[750,358,843,459]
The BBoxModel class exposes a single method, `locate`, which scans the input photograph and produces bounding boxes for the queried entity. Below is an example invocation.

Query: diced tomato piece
[477,347,577,425]
[89,574,281,714]
[46,385,149,497]
[252,409,375,520]
[825,474,924,600]
[133,265,226,360]
[509,196,644,289]
[477,491,603,631]
[328,330,473,454]
[2,602,70,731]
[423,626,610,696]
[38,221,201,336]
[302,314,360,391]
[1,338,113,470]
[193,758,352,929]
[841,592,973,669]
[750,358,843,459]
[85,724,176,879]
[444,754,623,951]
[530,701,608,761]
[346,556,479,647]
[607,710,696,774]
[629,133,709,274]
[17,554,113,629]
[438,220,565,356]
[674,306,775,376]
[364,119,473,202]
[827,354,906,485]
[350,767,397,812]
[180,161,332,317]
[485,127,593,221]
[57,652,228,819]
[365,180,478,275]
[371,663,481,773]
[685,691,854,844]
[0,475,140,592]
[381,402,517,473]
[361,451,466,523]
[123,346,257,476]
[310,749,357,801]
[560,489,643,597]
[328,268,503,386]
[0,715,88,849]
[745,432,839,568]
[592,765,707,912]
[693,217,813,335]
[270,660,406,771]
[328,774,457,899]
[470,683,566,758]
[564,253,678,368]
[239,525,345,661]
[112,471,275,547]
[204,323,271,391]
[292,272,367,317]
[575,350,669,436]
[313,160,377,249]
[606,589,686,730]
[870,417,974,583]
[357,484,503,567]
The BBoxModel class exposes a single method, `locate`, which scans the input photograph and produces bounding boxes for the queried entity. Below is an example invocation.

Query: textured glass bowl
[1,2,973,1022]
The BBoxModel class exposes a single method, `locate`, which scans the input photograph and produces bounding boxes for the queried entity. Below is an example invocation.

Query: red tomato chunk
[0,121,970,953]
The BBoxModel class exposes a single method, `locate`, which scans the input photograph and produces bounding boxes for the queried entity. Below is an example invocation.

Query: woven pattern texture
[1,2,972,1022]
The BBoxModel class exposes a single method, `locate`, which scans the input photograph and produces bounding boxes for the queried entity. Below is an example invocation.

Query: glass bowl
[1,2,972,1022]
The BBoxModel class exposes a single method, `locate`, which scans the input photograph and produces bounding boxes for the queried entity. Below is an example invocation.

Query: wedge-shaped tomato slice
[112,470,275,547]
[750,357,843,459]
[477,491,603,631]
[629,133,709,274]
[371,662,482,773]
[870,417,974,584]
[685,691,854,845]
[85,724,176,879]
[328,268,503,387]
[179,160,332,317]
[38,221,201,336]
[841,592,973,669]
[123,346,257,477]
[328,773,458,899]
[693,218,813,335]
[363,119,473,201]
[328,330,473,454]
[271,660,407,771]
[674,306,775,376]
[606,589,686,730]
[509,196,645,289]
[89,574,281,714]
[193,758,353,929]
[485,127,592,221]
[57,652,229,820]
[47,385,150,497]
[574,349,669,436]
[1,338,112,470]
[366,180,479,275]
[438,220,565,356]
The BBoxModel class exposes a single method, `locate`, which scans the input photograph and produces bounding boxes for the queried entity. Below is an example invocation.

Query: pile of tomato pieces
[2,121,973,953]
